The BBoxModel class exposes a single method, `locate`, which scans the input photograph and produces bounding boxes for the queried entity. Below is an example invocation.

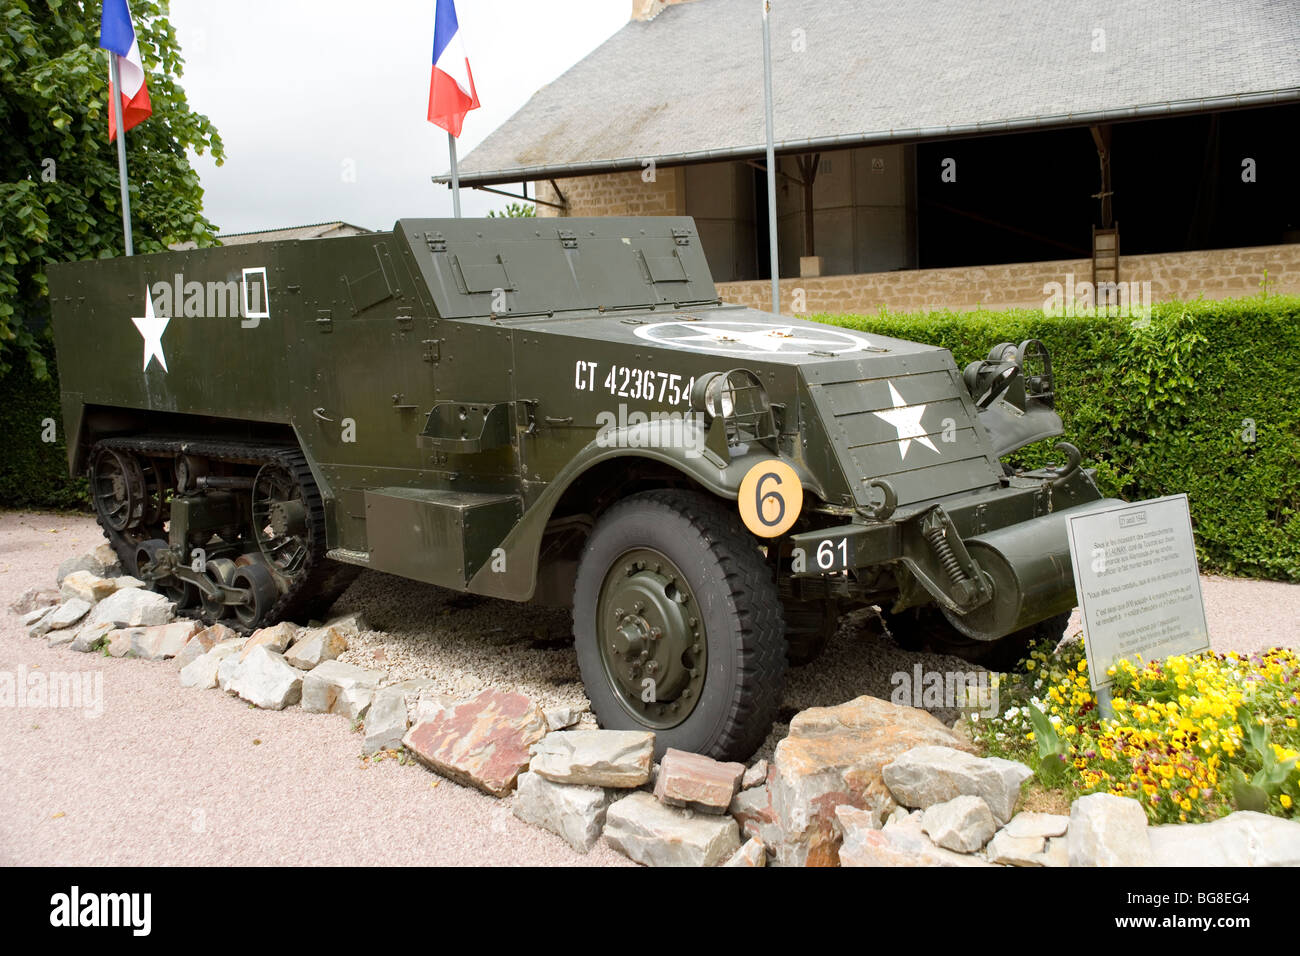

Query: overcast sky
[168,1,628,234]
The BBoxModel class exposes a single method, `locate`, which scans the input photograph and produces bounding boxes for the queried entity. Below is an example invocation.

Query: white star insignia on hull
[131,285,170,373]
[872,381,938,460]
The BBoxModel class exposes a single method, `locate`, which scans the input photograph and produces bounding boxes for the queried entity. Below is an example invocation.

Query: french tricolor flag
[99,0,152,141]
[427,0,480,137]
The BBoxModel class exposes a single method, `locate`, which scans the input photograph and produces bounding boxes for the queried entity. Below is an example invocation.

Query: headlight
[691,371,750,421]
[704,374,735,419]
[690,369,772,431]
[689,369,779,451]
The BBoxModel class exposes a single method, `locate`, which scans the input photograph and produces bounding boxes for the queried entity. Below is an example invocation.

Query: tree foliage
[0,0,224,378]
[487,201,536,218]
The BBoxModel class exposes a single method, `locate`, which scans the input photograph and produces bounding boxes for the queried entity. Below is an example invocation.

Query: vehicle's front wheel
[573,490,786,762]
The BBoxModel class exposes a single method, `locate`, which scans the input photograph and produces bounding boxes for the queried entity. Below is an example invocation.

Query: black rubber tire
[232,564,279,629]
[881,606,1073,673]
[782,599,838,666]
[573,490,786,762]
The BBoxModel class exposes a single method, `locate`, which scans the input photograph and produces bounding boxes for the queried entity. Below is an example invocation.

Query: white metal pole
[762,0,779,312]
[448,131,462,218]
[110,53,134,256]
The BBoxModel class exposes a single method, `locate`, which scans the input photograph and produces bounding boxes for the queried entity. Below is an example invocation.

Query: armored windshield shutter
[451,252,515,295]
[344,243,400,315]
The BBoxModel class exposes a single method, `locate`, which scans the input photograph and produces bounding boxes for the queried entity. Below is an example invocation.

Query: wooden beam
[1089,124,1113,228]
[795,153,820,258]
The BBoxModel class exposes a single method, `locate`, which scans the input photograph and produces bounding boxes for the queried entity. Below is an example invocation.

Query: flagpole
[448,132,462,218]
[761,0,779,313]
[109,53,134,256]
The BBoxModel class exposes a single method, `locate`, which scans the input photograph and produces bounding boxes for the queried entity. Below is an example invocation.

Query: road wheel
[573,490,786,762]
[199,557,239,622]
[881,606,1072,672]
[232,563,279,630]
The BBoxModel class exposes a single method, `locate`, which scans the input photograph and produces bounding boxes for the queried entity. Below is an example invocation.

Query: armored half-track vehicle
[48,217,1113,760]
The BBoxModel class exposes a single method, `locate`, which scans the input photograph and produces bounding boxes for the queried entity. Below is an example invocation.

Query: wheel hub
[268,499,308,538]
[598,550,706,729]
[251,462,309,574]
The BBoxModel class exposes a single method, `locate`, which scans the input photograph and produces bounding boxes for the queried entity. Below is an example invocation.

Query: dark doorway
[915,103,1300,269]
[752,164,772,281]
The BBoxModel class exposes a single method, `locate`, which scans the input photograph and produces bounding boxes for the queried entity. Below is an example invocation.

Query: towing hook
[861,478,897,520]
[1048,442,1082,486]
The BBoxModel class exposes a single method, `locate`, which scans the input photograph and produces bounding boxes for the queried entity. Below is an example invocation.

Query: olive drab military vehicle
[48,217,1114,761]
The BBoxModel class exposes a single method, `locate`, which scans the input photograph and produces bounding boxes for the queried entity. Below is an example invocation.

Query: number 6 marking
[738,459,802,537]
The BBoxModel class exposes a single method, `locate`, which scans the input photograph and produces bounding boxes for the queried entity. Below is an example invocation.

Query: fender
[467,423,826,602]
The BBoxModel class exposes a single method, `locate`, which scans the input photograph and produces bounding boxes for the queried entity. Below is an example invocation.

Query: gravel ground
[2,509,1297,865]
[0,512,625,866]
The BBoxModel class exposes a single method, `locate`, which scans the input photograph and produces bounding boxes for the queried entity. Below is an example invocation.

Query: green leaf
[1231,766,1271,813]
[0,0,222,379]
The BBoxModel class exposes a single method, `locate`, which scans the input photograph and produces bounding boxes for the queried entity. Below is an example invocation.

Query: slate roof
[216,222,372,244]
[451,0,1300,184]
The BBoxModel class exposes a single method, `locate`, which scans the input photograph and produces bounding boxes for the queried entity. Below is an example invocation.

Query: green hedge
[819,296,1300,581]
[0,344,87,511]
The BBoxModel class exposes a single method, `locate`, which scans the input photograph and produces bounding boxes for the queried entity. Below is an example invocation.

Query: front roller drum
[941,498,1120,642]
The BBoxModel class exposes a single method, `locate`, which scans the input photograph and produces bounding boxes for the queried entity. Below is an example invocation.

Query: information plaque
[1065,494,1210,690]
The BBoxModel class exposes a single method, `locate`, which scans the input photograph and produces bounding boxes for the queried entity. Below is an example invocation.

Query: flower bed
[970,640,1299,824]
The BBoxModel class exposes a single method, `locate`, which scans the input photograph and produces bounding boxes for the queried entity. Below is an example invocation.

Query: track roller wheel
[199,557,239,622]
[232,563,279,629]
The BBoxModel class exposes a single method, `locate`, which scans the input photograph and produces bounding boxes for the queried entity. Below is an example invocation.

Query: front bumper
[789,468,1117,642]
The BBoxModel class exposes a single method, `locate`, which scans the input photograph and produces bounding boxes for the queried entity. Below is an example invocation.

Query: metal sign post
[448,132,462,218]
[109,53,134,256]
[761,0,779,313]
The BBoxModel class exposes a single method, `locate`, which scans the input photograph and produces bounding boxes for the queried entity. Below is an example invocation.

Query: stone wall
[536,169,685,219]
[715,243,1300,314]
[534,149,915,283]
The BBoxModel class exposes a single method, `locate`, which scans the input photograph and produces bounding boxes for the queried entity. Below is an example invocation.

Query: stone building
[445,0,1300,313]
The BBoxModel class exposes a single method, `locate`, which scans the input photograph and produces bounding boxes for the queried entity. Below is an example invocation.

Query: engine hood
[495,304,1004,510]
